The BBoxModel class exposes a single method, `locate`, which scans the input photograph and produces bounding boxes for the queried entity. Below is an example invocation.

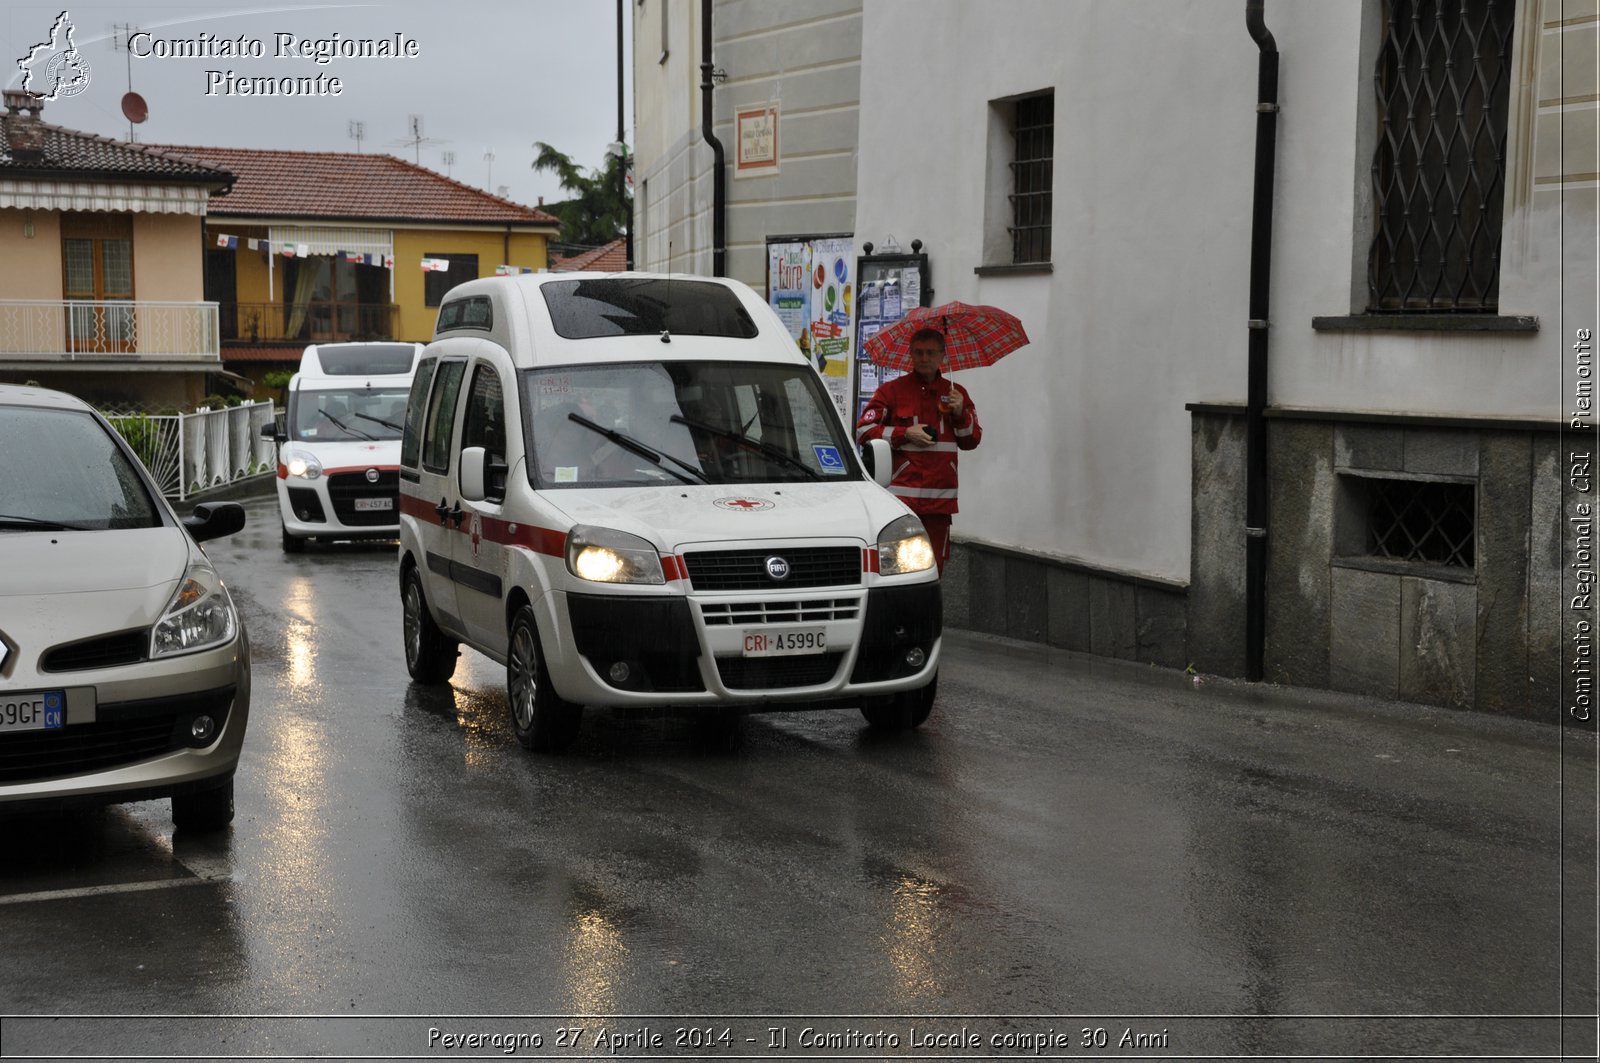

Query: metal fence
[106,401,277,500]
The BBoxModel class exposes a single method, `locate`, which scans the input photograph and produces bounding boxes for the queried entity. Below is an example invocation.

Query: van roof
[431,272,807,370]
[299,341,423,378]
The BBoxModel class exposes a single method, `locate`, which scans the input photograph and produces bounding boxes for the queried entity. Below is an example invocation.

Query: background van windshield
[312,344,416,375]
[290,387,410,442]
[522,361,857,488]
[541,278,759,339]
[0,407,161,529]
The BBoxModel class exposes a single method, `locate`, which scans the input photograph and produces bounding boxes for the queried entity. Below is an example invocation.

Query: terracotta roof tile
[550,238,628,272]
[152,145,559,226]
[0,118,230,182]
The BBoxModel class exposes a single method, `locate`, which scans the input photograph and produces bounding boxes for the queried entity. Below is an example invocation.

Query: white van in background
[397,274,940,753]
[266,341,423,552]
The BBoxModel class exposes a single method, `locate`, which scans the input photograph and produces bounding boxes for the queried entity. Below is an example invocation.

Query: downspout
[619,0,633,269]
[699,0,726,277]
[1244,1,1279,682]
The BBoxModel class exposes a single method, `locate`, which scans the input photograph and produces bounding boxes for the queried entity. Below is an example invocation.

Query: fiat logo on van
[365,468,380,483]
[764,556,790,581]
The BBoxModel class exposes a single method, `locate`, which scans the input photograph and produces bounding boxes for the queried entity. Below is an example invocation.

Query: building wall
[0,209,62,298]
[130,214,205,300]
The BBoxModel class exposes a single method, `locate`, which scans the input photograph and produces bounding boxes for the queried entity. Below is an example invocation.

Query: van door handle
[435,497,451,524]
[449,504,465,529]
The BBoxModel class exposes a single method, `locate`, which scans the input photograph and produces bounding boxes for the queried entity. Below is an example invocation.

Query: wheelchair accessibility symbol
[812,444,847,475]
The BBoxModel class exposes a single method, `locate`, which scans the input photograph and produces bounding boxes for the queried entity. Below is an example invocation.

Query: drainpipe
[1244,1,1278,682]
[699,0,726,276]
[619,0,633,270]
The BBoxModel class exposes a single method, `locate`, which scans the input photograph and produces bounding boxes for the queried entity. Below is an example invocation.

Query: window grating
[1365,477,1476,567]
[1009,93,1053,264]
[1368,0,1515,312]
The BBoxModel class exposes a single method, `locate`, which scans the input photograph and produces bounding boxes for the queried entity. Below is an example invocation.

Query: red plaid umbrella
[863,301,1030,372]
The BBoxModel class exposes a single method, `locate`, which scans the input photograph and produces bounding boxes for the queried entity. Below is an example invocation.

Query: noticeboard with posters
[852,250,932,423]
[765,233,855,424]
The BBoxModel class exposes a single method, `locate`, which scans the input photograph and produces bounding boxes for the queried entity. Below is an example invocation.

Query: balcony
[0,300,220,361]
[224,302,399,344]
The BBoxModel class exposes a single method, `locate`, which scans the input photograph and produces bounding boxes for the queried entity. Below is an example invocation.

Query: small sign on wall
[736,103,779,177]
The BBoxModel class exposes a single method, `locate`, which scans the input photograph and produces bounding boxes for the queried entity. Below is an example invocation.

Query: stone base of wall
[945,540,1188,670]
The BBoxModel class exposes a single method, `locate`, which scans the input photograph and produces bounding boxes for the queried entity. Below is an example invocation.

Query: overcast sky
[3,1,634,211]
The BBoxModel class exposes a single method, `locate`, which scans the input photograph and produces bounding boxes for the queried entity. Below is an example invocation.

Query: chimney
[2,91,46,161]
[537,196,544,207]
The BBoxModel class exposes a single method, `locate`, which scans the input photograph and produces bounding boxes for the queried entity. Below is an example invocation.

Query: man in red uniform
[855,328,982,574]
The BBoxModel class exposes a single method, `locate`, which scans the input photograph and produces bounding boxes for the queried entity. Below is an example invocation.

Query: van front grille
[327,470,399,527]
[683,547,861,591]
[699,598,860,626]
[716,652,843,690]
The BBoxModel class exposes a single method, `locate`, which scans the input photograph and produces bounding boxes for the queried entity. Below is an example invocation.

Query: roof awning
[267,225,394,258]
[0,179,211,214]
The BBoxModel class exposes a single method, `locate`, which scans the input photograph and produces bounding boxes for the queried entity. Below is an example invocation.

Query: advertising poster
[766,240,810,344]
[853,253,929,421]
[766,235,855,425]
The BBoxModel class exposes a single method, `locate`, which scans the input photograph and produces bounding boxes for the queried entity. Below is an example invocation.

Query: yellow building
[0,91,236,410]
[159,145,560,385]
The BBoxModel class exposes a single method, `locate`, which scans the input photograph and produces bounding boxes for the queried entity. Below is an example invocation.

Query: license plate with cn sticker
[741,628,826,658]
[0,690,66,734]
[354,496,394,512]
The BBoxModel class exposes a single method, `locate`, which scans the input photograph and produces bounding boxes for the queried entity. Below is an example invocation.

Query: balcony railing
[0,300,221,360]
[225,302,399,344]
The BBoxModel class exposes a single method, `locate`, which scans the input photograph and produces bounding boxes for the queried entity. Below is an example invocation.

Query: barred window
[1367,0,1515,312]
[1009,92,1053,265]
[1343,474,1476,568]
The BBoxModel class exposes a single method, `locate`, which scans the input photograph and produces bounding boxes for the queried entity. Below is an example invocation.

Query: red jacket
[855,372,981,516]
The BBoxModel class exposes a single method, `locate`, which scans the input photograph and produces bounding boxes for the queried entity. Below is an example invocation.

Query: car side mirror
[863,438,893,488]
[460,446,487,502]
[183,501,247,543]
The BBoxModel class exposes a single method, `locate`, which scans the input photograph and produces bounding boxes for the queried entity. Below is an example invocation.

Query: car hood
[541,480,910,552]
[281,438,400,470]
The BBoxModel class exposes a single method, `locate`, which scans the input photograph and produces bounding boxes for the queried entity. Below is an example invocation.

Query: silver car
[0,385,250,831]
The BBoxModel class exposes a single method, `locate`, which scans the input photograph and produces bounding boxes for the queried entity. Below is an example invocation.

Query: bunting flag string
[421,257,451,272]
[494,265,536,276]
[215,234,239,249]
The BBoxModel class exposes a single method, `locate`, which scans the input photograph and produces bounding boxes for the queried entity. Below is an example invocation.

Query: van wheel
[402,567,457,683]
[861,674,937,730]
[172,777,234,832]
[507,606,581,753]
[281,524,305,553]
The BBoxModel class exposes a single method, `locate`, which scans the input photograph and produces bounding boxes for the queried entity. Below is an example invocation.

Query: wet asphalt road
[1,493,1596,1060]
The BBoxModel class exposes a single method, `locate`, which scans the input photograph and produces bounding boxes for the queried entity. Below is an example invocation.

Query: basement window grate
[1361,476,1476,567]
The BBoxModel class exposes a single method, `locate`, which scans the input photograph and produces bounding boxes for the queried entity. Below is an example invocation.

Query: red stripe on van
[863,546,879,574]
[321,464,400,477]
[661,555,686,582]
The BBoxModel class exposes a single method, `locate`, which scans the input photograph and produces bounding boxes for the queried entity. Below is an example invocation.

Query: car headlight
[285,449,322,479]
[151,560,239,658]
[877,514,935,575]
[565,525,665,585]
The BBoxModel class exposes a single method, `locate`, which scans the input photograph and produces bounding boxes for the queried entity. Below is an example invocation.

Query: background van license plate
[0,690,66,733]
[742,628,826,657]
[354,497,394,512]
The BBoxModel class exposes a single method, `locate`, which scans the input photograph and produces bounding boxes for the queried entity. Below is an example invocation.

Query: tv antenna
[483,150,496,190]
[347,120,366,152]
[442,151,456,177]
[110,23,147,141]
[392,114,445,165]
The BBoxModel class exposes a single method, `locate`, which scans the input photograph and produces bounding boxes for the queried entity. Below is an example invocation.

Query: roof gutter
[699,0,726,276]
[1244,0,1278,682]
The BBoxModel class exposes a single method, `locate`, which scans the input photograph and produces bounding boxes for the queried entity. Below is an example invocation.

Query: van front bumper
[277,469,400,539]
[549,582,940,707]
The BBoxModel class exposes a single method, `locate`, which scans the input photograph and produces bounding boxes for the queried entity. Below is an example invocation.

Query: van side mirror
[863,438,893,488]
[259,422,284,443]
[460,446,487,501]
[183,501,247,543]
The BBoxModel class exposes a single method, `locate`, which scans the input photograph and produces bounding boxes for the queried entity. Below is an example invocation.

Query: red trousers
[921,513,952,575]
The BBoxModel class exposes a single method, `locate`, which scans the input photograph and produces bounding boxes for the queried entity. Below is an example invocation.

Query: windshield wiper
[670,414,824,481]
[565,413,708,486]
[352,411,403,432]
[317,408,374,440]
[0,514,92,531]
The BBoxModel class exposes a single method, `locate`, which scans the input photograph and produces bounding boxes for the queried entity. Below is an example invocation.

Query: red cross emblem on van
[714,497,774,512]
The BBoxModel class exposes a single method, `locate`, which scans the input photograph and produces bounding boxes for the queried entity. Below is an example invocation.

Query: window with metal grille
[1346,475,1476,567]
[1009,92,1053,264]
[1367,0,1515,312]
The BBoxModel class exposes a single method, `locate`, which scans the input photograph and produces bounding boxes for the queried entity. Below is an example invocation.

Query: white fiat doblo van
[267,341,423,552]
[397,273,940,751]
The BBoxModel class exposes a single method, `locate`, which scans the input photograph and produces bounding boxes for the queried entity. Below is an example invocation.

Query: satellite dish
[120,92,147,124]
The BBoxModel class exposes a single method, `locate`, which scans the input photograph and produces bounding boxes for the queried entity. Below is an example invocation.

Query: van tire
[281,524,305,553]
[507,605,581,753]
[172,777,234,832]
[860,674,937,730]
[403,567,458,684]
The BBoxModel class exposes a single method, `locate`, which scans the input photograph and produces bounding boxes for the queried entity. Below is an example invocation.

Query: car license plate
[0,690,66,734]
[354,496,394,512]
[741,628,827,657]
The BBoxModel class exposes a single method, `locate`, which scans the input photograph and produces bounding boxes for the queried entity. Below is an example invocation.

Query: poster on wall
[765,234,855,424]
[853,251,932,421]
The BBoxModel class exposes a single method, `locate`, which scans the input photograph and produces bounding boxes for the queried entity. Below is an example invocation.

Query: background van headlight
[151,560,239,658]
[877,514,935,575]
[285,450,322,479]
[565,525,665,585]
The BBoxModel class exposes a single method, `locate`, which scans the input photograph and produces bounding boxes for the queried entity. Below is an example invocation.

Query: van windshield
[522,361,860,488]
[289,387,410,442]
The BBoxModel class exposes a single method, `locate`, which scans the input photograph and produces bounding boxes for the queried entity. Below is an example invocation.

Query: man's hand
[905,424,937,447]
[943,390,964,417]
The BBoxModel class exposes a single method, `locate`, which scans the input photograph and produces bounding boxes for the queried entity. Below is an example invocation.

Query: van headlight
[877,515,935,575]
[566,525,665,585]
[151,560,238,658]
[285,449,322,479]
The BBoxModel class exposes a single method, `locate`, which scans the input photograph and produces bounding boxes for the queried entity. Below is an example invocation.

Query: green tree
[532,142,630,248]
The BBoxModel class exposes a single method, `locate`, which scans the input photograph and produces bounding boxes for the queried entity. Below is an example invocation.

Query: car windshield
[289,386,410,442]
[0,406,162,530]
[522,361,860,488]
